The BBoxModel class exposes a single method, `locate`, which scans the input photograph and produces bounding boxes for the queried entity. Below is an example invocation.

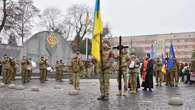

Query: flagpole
[86,37,88,59]
[100,33,104,87]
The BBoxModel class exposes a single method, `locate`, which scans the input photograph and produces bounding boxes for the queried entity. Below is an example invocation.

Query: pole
[86,38,88,59]
[100,34,104,93]
[118,36,122,91]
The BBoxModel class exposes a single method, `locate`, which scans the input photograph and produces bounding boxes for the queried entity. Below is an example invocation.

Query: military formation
[0,55,31,84]
[0,40,194,102]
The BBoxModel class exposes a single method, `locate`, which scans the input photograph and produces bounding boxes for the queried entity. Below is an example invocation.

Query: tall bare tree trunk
[21,12,24,44]
[0,0,7,33]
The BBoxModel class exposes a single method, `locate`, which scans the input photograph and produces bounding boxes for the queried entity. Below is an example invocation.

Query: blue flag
[167,43,175,72]
[162,53,165,65]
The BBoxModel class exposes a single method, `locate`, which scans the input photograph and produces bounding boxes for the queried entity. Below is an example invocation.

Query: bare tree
[39,8,62,32]
[1,0,39,44]
[15,0,39,44]
[0,0,7,33]
[64,4,93,50]
[102,24,112,37]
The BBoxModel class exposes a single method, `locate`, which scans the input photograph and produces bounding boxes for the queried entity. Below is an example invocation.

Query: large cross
[113,36,129,91]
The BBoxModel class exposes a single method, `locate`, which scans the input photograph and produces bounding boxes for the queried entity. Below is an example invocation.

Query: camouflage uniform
[59,60,65,82]
[154,58,163,86]
[116,50,129,96]
[27,59,32,81]
[21,57,28,83]
[44,59,48,81]
[1,56,12,84]
[10,58,16,81]
[97,42,114,101]
[129,54,139,94]
[171,59,179,87]
[71,52,82,90]
[39,57,47,83]
[55,61,60,81]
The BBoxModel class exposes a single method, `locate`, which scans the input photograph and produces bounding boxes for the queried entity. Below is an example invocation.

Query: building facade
[110,32,195,63]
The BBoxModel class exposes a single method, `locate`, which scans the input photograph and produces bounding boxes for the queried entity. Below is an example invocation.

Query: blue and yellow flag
[161,53,166,74]
[167,43,175,72]
[91,0,103,62]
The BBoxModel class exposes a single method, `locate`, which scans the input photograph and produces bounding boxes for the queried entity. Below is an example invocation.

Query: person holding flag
[91,0,114,101]
[167,43,179,87]
[161,53,166,75]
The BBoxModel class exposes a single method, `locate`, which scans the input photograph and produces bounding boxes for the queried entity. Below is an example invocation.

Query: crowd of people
[93,40,195,101]
[0,40,194,102]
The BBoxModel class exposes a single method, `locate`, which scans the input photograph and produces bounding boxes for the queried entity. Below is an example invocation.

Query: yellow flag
[161,65,166,74]
[91,0,103,62]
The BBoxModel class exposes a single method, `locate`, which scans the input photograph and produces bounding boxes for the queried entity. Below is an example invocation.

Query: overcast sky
[33,0,195,36]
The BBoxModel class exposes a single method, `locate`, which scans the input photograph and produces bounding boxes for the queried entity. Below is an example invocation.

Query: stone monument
[22,31,73,66]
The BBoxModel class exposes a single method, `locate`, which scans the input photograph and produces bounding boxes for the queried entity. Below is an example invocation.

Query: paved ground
[0,79,194,110]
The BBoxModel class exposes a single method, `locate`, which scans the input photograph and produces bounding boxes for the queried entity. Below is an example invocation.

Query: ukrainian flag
[91,0,103,62]
[161,53,166,74]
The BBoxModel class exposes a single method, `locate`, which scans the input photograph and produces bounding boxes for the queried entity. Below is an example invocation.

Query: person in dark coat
[142,53,154,92]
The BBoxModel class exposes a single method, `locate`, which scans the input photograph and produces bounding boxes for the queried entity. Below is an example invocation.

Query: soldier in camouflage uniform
[128,53,139,94]
[55,60,60,81]
[44,59,49,81]
[97,41,114,101]
[10,58,16,81]
[39,57,47,83]
[27,58,33,81]
[154,57,163,86]
[21,56,29,83]
[71,51,82,90]
[171,59,179,87]
[59,60,65,82]
[116,49,129,96]
[1,55,12,84]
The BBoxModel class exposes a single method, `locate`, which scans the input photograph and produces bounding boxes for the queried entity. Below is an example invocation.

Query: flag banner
[167,43,175,72]
[161,54,166,74]
[91,0,103,62]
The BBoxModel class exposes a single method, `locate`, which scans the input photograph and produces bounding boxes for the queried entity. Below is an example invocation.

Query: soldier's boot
[103,96,109,101]
[160,82,162,87]
[97,96,104,100]
[4,79,8,84]
[123,91,128,96]
[133,90,137,94]
[116,91,122,96]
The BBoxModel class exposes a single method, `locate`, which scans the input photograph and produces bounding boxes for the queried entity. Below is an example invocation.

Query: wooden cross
[113,36,129,91]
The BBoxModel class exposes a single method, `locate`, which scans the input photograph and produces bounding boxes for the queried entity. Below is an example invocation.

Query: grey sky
[34,0,195,36]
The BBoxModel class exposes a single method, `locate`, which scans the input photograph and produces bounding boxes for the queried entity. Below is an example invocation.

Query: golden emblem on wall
[47,33,57,48]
